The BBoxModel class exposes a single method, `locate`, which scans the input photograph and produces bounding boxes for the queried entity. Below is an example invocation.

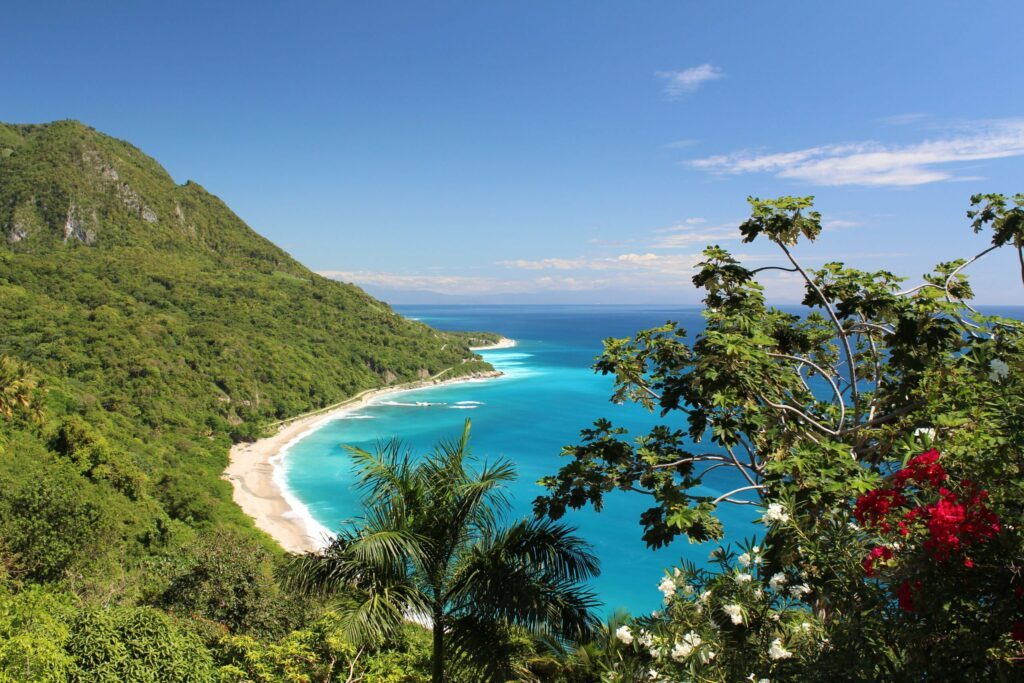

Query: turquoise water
[281,305,759,615]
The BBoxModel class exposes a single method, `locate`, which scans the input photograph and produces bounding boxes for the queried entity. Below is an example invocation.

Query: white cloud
[687,119,1024,187]
[822,219,861,232]
[879,112,930,126]
[318,270,525,294]
[499,257,587,270]
[650,221,738,248]
[656,64,724,97]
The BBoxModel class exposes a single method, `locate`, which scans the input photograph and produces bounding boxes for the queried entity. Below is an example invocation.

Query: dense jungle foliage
[0,121,505,680]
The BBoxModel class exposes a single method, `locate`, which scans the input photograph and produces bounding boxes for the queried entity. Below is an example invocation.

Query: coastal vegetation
[1,118,1022,680]
[0,121,514,680]
[286,422,600,682]
[537,194,1024,680]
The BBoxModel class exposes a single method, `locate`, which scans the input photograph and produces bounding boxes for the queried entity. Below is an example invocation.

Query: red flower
[863,546,894,577]
[896,579,920,612]
[893,449,947,489]
[855,488,907,528]
[1012,622,1024,643]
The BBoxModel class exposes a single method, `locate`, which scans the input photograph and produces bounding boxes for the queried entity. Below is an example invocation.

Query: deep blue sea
[281,304,760,615]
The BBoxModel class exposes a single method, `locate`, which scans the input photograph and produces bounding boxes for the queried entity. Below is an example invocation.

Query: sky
[2,1,1023,304]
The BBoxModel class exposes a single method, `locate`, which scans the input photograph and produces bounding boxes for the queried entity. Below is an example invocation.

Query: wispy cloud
[656,64,724,97]
[687,118,1024,186]
[499,257,588,270]
[500,252,704,276]
[879,112,930,126]
[822,219,862,232]
[648,218,739,248]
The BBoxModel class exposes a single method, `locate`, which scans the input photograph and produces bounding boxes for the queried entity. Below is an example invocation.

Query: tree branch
[711,485,765,505]
[767,352,845,428]
[776,242,860,417]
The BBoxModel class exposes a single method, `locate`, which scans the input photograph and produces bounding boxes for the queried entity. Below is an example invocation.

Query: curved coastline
[222,337,515,553]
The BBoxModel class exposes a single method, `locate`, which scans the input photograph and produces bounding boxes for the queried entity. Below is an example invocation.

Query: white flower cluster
[657,570,693,605]
[789,583,811,599]
[768,572,787,592]
[735,572,753,584]
[990,358,1010,382]
[768,638,792,660]
[737,546,762,568]
[723,603,743,625]
[615,625,633,645]
[670,631,704,661]
[761,502,789,524]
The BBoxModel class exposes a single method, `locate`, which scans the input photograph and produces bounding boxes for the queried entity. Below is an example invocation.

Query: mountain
[0,120,494,576]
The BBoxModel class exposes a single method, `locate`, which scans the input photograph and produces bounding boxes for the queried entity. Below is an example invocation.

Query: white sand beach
[222,338,513,553]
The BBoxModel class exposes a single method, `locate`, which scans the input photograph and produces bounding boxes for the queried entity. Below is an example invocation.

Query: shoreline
[222,337,514,554]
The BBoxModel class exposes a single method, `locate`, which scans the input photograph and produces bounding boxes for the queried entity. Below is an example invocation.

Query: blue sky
[3,2,1023,303]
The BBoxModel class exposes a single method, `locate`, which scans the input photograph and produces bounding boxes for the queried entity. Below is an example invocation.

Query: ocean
[280,304,760,615]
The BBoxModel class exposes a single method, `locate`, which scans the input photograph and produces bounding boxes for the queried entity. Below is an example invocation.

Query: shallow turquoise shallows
[281,305,759,615]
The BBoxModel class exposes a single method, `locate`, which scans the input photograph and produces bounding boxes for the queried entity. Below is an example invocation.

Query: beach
[222,338,514,553]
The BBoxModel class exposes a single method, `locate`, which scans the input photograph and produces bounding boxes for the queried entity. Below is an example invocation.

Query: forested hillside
[0,121,497,679]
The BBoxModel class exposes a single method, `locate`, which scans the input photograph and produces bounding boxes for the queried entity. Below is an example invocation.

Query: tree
[286,420,601,682]
[535,194,1024,679]
[0,356,40,422]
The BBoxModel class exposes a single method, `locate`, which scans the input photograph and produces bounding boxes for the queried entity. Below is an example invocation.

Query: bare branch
[767,352,845,428]
[725,444,759,488]
[750,265,800,275]
[761,398,839,437]
[711,485,765,505]
[776,242,860,417]
[838,400,925,436]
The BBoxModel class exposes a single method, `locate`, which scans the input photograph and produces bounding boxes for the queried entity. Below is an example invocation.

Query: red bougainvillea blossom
[862,546,894,577]
[896,579,921,613]
[853,451,1002,612]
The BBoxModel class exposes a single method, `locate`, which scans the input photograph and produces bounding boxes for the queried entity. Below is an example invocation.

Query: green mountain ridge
[0,119,495,581]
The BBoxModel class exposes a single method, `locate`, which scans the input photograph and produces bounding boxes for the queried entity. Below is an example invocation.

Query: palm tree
[286,420,601,682]
[0,355,40,421]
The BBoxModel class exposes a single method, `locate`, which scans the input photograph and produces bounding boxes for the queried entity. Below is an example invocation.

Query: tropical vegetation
[2,117,1023,680]
[286,422,601,682]
[537,193,1024,680]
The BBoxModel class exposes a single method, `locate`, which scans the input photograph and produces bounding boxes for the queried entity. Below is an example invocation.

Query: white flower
[651,610,661,618]
[990,358,1010,382]
[698,649,716,664]
[615,625,633,645]
[671,631,703,661]
[800,621,812,632]
[752,545,761,554]
[914,427,936,440]
[768,638,792,660]
[673,567,681,577]
[681,583,694,595]
[789,583,811,599]
[735,572,753,584]
[723,603,743,625]
[698,589,712,602]
[769,572,787,591]
[658,575,677,602]
[738,552,752,567]
[638,630,654,648]
[647,668,660,680]
[762,502,790,524]
[650,646,662,658]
